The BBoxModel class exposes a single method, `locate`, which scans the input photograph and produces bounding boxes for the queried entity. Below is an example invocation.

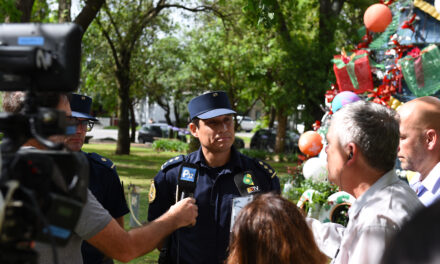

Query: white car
[236,116,258,132]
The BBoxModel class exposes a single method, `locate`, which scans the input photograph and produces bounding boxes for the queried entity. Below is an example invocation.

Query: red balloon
[298,131,323,157]
[363,4,392,33]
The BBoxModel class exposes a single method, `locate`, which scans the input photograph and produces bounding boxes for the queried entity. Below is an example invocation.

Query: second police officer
[148,91,281,264]
[64,94,129,264]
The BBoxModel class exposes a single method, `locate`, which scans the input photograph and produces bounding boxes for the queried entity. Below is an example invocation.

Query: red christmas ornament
[363,4,393,33]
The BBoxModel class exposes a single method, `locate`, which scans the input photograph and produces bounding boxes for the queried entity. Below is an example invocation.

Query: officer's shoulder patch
[254,159,277,179]
[87,152,116,170]
[161,155,185,172]
[149,180,156,203]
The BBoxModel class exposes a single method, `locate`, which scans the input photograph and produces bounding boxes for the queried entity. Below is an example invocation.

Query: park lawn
[82,143,292,264]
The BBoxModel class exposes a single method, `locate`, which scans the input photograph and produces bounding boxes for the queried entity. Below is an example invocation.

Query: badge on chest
[234,171,260,196]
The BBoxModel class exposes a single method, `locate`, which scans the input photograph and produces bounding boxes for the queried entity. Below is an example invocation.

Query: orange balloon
[363,4,392,33]
[298,131,323,157]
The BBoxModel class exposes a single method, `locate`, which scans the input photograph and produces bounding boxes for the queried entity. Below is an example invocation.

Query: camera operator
[2,91,198,264]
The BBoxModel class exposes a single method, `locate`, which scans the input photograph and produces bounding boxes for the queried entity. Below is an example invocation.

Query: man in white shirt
[397,96,440,206]
[307,101,423,264]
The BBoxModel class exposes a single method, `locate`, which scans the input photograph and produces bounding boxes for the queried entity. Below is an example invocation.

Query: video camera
[0,23,89,264]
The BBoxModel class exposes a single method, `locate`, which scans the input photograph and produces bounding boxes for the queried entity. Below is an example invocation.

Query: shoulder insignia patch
[256,160,277,179]
[149,180,156,203]
[87,152,116,170]
[161,155,185,171]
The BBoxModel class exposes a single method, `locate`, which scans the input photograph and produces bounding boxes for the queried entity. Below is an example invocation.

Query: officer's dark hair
[227,193,327,264]
[191,117,200,128]
[3,92,71,113]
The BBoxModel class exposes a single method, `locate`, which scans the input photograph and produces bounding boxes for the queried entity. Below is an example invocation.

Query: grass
[82,143,292,263]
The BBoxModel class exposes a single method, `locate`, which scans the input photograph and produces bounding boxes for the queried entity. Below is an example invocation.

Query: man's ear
[189,122,198,138]
[345,143,356,163]
[425,129,437,150]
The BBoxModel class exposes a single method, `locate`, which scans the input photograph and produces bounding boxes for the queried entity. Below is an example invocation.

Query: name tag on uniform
[230,196,254,232]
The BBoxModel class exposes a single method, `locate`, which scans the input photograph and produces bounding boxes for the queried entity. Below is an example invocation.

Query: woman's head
[227,192,327,264]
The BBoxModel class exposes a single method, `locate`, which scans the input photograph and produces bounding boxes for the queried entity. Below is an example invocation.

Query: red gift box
[333,50,374,94]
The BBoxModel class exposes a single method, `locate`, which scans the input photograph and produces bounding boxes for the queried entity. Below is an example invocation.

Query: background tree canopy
[1,0,376,154]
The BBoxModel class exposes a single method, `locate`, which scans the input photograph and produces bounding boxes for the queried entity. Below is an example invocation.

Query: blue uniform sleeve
[86,152,129,219]
[147,170,175,222]
[253,158,281,193]
[103,168,129,218]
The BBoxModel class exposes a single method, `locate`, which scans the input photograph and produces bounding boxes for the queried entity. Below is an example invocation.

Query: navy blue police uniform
[68,94,129,263]
[80,153,129,264]
[148,146,280,264]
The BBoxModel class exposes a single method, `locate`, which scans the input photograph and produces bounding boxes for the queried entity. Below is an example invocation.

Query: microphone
[177,163,199,201]
[234,171,260,196]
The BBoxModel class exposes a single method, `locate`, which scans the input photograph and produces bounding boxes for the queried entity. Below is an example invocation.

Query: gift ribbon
[414,56,425,89]
[413,0,440,21]
[333,52,368,90]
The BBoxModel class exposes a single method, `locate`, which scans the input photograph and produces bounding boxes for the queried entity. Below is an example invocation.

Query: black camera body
[0,23,88,264]
[0,23,81,91]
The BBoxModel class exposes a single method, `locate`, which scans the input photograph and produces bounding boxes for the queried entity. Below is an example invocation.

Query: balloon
[331,91,361,112]
[298,131,323,156]
[302,157,328,182]
[363,4,393,33]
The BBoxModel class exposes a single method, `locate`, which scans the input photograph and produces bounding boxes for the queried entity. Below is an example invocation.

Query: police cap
[69,93,98,121]
[188,91,236,120]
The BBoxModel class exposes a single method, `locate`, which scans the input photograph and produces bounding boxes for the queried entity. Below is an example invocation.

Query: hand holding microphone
[169,197,198,228]
[175,163,199,227]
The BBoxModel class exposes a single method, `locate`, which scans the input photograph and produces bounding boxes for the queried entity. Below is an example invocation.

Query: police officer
[64,94,129,264]
[148,91,280,264]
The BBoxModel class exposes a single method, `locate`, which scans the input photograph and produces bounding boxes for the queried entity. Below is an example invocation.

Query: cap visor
[197,109,236,119]
[71,111,98,121]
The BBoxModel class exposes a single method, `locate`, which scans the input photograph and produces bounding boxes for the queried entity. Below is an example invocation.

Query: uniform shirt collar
[418,162,440,194]
[349,169,398,217]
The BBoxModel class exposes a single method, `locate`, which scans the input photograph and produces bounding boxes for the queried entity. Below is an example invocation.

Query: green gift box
[399,45,440,97]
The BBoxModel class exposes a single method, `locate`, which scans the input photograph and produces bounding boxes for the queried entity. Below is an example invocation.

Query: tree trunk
[269,107,276,128]
[115,71,131,155]
[129,101,137,143]
[275,110,287,154]
[58,0,71,22]
[15,0,35,22]
[173,100,180,127]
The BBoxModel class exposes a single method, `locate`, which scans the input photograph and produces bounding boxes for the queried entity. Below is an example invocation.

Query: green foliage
[0,0,21,22]
[239,148,268,160]
[281,162,349,225]
[284,176,338,206]
[240,148,299,162]
[31,0,54,22]
[152,139,188,152]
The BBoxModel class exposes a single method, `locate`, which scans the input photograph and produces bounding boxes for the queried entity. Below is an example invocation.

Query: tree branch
[160,4,227,20]
[103,2,123,42]
[96,16,122,69]
[74,0,105,34]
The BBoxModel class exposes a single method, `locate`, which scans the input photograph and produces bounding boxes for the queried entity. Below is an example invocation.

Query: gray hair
[2,92,68,113]
[330,100,399,172]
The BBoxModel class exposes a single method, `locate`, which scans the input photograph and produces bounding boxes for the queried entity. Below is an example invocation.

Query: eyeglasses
[66,116,94,132]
